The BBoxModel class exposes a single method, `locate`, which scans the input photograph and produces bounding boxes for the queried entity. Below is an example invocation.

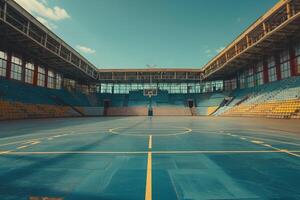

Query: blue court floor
[0,116,300,200]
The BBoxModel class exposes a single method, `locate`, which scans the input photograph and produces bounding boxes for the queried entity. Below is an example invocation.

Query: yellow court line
[148,135,152,149]
[145,152,152,200]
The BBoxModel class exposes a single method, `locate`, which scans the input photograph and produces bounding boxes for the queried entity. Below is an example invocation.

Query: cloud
[76,45,96,54]
[15,0,70,21]
[36,16,57,30]
[216,47,225,53]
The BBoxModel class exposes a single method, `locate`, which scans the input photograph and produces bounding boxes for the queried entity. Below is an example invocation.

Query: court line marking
[239,135,300,147]
[145,152,152,200]
[108,127,192,137]
[16,141,41,150]
[2,150,300,155]
[17,145,28,149]
[148,135,152,149]
[220,131,300,147]
[0,130,104,148]
[218,128,300,142]
[222,132,300,158]
[0,151,11,155]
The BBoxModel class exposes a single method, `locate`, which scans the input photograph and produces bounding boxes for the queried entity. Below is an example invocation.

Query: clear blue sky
[28,0,278,69]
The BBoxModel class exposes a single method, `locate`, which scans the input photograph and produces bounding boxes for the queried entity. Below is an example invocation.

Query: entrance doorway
[187,99,194,108]
[103,99,111,116]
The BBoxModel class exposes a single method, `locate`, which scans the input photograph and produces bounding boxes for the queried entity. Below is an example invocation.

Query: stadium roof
[98,68,202,83]
[202,0,300,80]
[1,0,300,83]
[0,0,98,82]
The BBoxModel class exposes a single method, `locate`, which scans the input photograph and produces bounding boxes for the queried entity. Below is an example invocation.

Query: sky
[15,0,278,69]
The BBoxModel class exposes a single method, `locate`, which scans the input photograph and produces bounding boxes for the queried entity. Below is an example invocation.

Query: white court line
[223,132,300,158]
[17,145,28,149]
[148,135,152,149]
[2,150,300,155]
[0,151,11,155]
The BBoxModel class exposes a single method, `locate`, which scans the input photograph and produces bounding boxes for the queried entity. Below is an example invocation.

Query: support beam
[263,22,268,35]
[33,63,38,86]
[3,1,7,22]
[246,35,251,47]
[286,2,292,19]
[21,56,26,82]
[263,57,269,84]
[289,46,297,76]
[26,21,30,35]
[44,34,48,47]
[44,67,48,88]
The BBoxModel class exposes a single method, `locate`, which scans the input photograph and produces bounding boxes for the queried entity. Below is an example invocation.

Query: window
[10,55,22,81]
[255,62,263,86]
[245,67,254,88]
[267,56,277,82]
[239,72,246,89]
[56,74,62,89]
[0,50,7,77]
[280,62,291,79]
[37,66,45,87]
[280,50,289,63]
[268,67,277,82]
[47,70,55,89]
[280,50,291,79]
[25,63,34,84]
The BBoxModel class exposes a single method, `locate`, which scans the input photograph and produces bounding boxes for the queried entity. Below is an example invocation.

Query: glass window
[0,51,7,60]
[268,67,277,82]
[56,74,62,89]
[256,62,263,72]
[10,55,22,81]
[37,66,45,87]
[0,50,7,77]
[267,56,275,68]
[25,63,34,84]
[239,72,246,89]
[47,70,55,89]
[280,50,289,63]
[11,56,22,65]
[280,62,291,79]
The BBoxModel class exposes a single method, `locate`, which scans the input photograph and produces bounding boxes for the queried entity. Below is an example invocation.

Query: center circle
[108,126,192,137]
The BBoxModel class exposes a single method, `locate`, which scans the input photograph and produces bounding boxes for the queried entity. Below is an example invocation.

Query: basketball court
[0,116,300,200]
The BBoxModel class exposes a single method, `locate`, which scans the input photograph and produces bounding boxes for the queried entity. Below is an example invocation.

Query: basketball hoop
[144,89,157,98]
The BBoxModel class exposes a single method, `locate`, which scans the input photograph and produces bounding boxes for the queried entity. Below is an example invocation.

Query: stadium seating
[0,100,80,120]
[0,79,105,120]
[107,107,148,116]
[218,76,300,119]
[195,93,225,115]
[153,107,192,116]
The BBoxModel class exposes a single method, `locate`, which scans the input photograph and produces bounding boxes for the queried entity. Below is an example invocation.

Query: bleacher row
[0,100,106,120]
[216,76,300,119]
[221,99,300,119]
[0,100,80,120]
